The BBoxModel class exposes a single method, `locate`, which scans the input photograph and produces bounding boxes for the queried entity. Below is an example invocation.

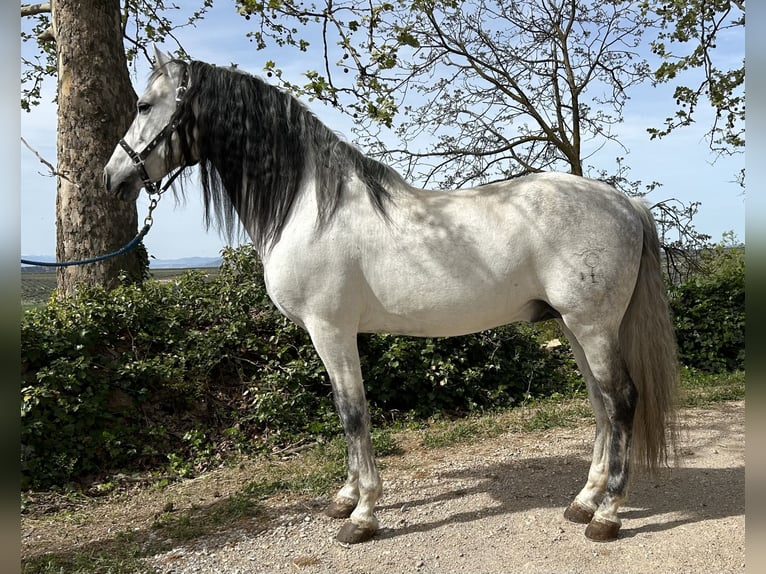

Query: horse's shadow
[372,453,745,541]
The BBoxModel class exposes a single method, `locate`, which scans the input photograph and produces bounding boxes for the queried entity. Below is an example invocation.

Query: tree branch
[21,136,79,190]
[22,3,55,42]
[21,3,51,17]
[21,136,56,176]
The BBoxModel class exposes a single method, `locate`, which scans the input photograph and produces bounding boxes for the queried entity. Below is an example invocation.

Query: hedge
[21,236,745,491]
[21,245,578,490]
[669,238,745,373]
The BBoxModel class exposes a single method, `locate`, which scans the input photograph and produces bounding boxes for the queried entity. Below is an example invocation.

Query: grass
[151,490,265,542]
[21,370,743,573]
[420,396,594,449]
[680,368,745,406]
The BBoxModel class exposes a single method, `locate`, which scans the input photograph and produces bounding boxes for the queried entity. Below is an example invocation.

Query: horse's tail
[620,199,679,472]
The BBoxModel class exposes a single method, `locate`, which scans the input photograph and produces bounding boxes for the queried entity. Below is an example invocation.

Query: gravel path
[136,401,744,574]
[21,401,745,573]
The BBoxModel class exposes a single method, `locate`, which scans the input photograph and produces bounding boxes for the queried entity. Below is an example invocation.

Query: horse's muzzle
[104,168,139,201]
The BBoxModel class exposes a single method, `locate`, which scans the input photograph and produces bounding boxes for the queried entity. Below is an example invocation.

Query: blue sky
[20,2,745,259]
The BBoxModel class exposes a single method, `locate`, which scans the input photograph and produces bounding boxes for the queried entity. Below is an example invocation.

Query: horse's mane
[158,60,402,252]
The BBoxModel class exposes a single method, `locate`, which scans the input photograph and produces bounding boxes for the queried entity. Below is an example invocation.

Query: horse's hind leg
[560,321,637,541]
[307,322,382,544]
[559,323,608,525]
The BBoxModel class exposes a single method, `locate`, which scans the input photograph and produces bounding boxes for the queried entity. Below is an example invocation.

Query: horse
[104,47,678,545]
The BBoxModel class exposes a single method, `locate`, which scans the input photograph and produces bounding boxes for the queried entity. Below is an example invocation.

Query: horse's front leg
[308,323,382,543]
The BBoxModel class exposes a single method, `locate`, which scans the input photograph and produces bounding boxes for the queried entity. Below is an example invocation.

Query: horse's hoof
[336,521,377,544]
[325,500,355,519]
[564,501,595,524]
[585,518,621,542]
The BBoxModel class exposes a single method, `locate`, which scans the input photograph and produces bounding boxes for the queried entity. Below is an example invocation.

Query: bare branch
[38,26,56,43]
[21,136,79,190]
[21,136,56,176]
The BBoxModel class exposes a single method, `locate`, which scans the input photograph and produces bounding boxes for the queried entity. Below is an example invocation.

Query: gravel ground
[22,401,745,573]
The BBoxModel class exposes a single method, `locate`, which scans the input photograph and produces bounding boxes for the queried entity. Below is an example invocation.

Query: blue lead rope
[21,193,162,268]
[21,163,178,268]
[21,223,152,268]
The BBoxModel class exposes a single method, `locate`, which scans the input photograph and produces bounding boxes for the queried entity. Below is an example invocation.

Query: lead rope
[20,190,166,268]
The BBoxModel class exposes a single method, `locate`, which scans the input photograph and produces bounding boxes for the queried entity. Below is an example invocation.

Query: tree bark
[53,0,145,296]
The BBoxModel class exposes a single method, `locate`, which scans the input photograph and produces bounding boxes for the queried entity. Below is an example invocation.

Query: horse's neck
[253,174,318,258]
[268,169,389,252]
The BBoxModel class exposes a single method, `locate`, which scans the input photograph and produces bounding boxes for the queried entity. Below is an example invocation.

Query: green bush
[21,246,331,489]
[669,235,745,373]
[359,327,579,417]
[21,245,579,490]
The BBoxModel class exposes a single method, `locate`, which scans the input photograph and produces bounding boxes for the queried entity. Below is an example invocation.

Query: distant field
[21,272,58,305]
[21,268,219,307]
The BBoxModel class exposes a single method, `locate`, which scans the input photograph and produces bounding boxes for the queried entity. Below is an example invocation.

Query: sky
[19,2,746,260]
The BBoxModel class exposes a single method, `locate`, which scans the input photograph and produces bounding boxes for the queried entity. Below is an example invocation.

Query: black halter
[118,64,190,195]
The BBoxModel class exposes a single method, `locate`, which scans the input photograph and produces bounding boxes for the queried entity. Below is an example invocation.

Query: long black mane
[159,60,403,252]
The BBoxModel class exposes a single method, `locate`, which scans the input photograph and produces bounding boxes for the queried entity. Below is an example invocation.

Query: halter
[118,63,190,196]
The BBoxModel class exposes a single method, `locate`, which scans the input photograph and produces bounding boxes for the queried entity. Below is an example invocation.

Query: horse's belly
[358,276,542,337]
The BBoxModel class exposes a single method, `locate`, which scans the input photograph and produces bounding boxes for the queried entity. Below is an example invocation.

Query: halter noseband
[118,64,190,195]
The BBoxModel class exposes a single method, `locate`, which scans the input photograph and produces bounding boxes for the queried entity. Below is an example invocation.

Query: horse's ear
[153,44,171,71]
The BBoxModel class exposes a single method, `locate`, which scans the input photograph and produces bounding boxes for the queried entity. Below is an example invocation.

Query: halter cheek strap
[118,121,178,195]
[119,63,191,196]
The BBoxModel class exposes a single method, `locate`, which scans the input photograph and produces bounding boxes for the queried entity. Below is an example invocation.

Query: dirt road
[23,401,745,573]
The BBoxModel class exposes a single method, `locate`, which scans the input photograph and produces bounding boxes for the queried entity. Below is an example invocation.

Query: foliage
[669,233,745,372]
[642,0,745,153]
[237,0,719,250]
[21,1,214,111]
[19,10,56,113]
[239,0,654,183]
[21,245,578,490]
[21,246,323,489]
[359,327,580,418]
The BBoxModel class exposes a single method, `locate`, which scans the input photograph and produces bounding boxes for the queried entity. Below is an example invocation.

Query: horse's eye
[137,102,151,114]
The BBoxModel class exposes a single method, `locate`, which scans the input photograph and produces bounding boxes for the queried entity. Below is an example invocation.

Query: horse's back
[355,173,642,335]
[265,172,644,337]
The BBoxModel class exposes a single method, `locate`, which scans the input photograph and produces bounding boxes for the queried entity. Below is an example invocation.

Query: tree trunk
[53,0,145,297]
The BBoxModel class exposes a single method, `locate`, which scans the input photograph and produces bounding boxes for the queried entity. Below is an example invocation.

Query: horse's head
[104,46,194,200]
